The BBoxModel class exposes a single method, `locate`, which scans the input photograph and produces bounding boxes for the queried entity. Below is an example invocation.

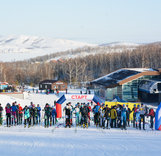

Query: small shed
[39,80,67,91]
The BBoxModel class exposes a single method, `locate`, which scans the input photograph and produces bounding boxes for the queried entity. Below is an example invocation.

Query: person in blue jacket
[121,104,127,130]
[135,105,141,129]
[36,104,41,124]
[51,106,57,125]
[11,102,18,125]
[93,103,100,127]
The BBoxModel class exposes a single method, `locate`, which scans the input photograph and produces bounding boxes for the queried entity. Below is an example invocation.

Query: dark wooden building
[39,80,67,91]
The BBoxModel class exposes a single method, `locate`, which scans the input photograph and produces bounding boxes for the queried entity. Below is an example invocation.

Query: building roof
[39,80,58,84]
[91,68,160,88]
[0,82,9,85]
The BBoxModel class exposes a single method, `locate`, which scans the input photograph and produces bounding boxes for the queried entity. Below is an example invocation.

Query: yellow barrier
[105,101,141,121]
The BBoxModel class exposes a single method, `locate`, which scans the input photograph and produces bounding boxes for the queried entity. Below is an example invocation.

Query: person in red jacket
[147,108,155,130]
[18,104,23,124]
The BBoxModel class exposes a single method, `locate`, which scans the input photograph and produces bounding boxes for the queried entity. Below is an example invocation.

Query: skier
[139,103,146,130]
[99,105,105,128]
[132,104,137,127]
[34,105,38,125]
[51,106,57,125]
[135,105,140,129]
[79,103,84,125]
[44,103,51,128]
[18,104,23,124]
[147,108,155,130]
[11,102,18,126]
[110,106,117,128]
[5,103,12,127]
[29,102,36,126]
[121,104,127,130]
[116,104,122,128]
[0,104,3,125]
[103,104,111,129]
[64,103,72,128]
[36,104,41,124]
[87,103,92,126]
[81,104,89,128]
[74,105,80,126]
[126,105,132,127]
[23,105,31,128]
[93,103,100,127]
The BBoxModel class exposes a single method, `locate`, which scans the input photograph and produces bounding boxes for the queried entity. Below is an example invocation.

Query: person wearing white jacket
[139,103,146,130]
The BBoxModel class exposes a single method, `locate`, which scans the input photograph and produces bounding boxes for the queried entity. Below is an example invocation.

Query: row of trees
[0,44,161,86]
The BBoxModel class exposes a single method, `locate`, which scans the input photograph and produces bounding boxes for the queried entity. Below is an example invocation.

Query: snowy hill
[0,35,96,62]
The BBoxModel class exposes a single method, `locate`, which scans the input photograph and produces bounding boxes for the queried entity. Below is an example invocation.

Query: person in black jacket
[126,105,132,127]
[44,103,51,128]
[80,104,89,128]
[103,105,111,129]
[64,103,72,128]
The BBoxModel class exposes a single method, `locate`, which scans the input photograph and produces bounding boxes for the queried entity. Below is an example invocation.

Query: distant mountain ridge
[0,35,96,62]
[0,35,160,62]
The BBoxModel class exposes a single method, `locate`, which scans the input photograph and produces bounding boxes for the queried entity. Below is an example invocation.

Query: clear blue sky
[0,0,161,44]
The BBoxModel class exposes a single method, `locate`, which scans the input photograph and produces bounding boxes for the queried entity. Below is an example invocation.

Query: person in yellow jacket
[110,106,117,128]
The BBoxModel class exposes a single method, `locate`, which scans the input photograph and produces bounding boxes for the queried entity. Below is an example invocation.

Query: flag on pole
[155,102,161,130]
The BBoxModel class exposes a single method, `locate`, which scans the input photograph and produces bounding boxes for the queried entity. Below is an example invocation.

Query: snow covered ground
[0,90,161,156]
[0,126,161,156]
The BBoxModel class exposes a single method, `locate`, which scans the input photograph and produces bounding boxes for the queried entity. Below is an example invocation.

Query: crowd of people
[63,102,155,130]
[0,102,57,128]
[0,101,156,130]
